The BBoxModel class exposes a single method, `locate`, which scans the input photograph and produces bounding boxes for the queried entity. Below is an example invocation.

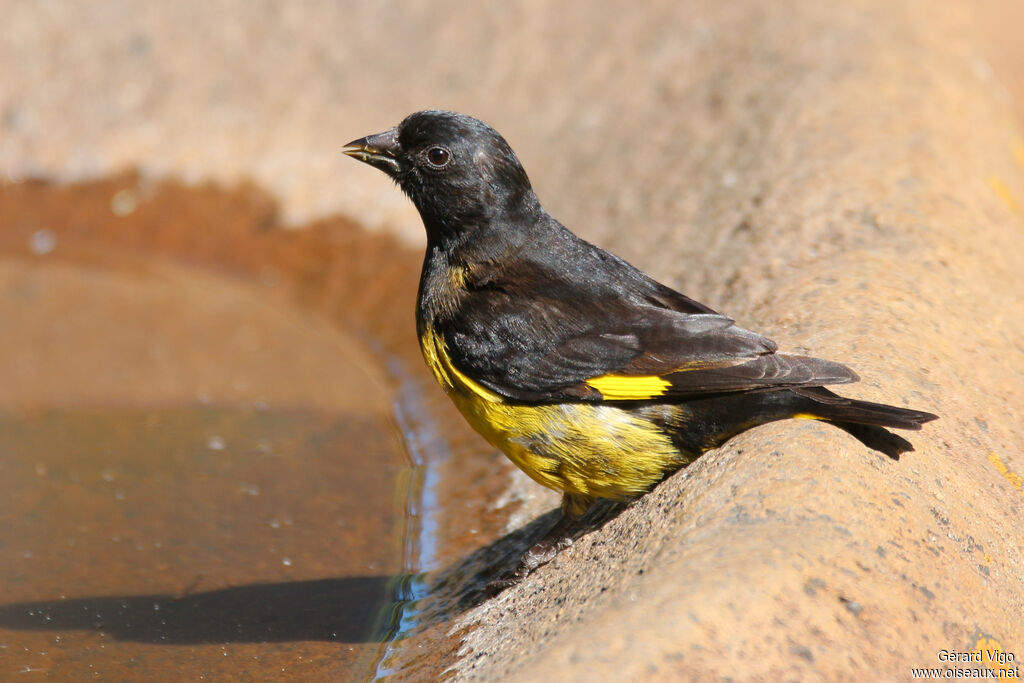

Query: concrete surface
[2,0,1023,680]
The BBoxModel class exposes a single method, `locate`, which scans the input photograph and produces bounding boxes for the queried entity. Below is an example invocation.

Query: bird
[343,110,938,588]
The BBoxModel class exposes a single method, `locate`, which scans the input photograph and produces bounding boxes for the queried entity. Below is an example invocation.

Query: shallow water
[0,174,423,680]
[0,172,557,680]
[0,407,403,678]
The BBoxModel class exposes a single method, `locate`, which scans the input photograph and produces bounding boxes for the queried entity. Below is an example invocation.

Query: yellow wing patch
[585,373,671,400]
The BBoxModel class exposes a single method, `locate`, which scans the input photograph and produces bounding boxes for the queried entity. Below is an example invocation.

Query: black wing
[438,241,857,403]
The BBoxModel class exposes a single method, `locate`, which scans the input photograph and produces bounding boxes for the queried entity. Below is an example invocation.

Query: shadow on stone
[430,499,628,612]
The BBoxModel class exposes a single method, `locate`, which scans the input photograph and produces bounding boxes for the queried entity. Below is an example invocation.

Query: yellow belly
[420,327,681,502]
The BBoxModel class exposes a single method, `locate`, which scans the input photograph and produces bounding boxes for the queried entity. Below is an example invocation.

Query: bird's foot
[484,517,577,596]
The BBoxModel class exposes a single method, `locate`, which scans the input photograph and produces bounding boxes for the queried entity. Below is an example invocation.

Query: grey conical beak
[343,127,401,176]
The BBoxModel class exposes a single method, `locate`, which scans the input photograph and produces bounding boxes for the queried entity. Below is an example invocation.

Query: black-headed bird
[344,110,937,587]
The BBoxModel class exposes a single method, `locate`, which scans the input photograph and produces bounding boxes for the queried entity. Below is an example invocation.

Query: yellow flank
[584,373,671,400]
[421,327,683,502]
[793,413,825,420]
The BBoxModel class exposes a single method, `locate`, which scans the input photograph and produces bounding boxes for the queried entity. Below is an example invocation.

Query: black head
[344,111,538,242]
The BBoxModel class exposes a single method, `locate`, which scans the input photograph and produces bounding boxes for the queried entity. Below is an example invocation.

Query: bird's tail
[792,386,937,429]
[791,386,938,458]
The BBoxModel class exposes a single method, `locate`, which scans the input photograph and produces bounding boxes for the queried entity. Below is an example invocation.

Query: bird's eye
[425,146,451,169]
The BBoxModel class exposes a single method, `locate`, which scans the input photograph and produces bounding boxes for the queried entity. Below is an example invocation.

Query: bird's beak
[343,128,401,176]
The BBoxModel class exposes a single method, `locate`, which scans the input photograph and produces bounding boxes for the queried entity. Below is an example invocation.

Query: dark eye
[425,146,451,168]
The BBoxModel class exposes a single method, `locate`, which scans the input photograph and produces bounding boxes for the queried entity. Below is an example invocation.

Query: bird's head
[344,111,538,242]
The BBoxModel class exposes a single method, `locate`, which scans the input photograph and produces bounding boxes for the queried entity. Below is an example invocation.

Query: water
[0,172,549,681]
[0,174,418,680]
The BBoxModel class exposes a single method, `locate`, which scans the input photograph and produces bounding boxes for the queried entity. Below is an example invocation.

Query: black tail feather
[789,386,937,459]
[793,386,938,431]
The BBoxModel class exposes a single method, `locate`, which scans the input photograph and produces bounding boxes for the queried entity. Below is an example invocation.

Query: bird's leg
[485,494,595,595]
[515,512,579,573]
